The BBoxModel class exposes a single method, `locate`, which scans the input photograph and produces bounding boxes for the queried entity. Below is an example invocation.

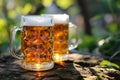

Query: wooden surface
[0,53,120,80]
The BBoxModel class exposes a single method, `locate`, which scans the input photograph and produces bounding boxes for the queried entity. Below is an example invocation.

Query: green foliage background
[0,0,120,56]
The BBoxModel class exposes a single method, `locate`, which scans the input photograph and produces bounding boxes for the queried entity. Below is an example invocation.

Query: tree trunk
[77,0,92,35]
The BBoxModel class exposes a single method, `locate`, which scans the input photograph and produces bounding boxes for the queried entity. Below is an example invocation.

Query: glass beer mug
[10,16,54,71]
[41,14,79,62]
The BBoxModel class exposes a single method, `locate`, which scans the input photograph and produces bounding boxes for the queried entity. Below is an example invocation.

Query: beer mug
[41,14,79,62]
[10,16,54,71]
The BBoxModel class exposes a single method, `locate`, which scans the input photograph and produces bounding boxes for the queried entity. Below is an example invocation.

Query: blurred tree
[76,0,92,35]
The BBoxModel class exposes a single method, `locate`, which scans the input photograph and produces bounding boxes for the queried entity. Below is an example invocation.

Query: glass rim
[41,14,69,24]
[20,15,54,27]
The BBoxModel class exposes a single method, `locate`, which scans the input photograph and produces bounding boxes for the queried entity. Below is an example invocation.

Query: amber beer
[41,14,69,62]
[10,16,54,71]
[54,23,69,61]
[21,26,53,64]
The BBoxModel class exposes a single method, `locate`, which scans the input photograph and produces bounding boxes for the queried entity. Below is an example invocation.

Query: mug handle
[69,22,79,50]
[10,26,23,60]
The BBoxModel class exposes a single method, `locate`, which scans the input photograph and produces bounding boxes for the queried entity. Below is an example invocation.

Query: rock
[0,53,120,80]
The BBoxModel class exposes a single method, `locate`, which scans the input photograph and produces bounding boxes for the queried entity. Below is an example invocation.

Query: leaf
[110,50,120,60]
[108,23,118,32]
[56,0,74,9]
[100,60,120,68]
[22,3,32,14]
[42,0,53,7]
[92,14,104,20]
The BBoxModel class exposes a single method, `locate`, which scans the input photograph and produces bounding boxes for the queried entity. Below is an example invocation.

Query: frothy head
[21,15,54,27]
[41,14,69,24]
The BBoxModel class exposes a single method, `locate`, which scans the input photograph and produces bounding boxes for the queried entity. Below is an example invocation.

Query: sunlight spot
[0,19,8,43]
[55,61,65,66]
[0,19,7,29]
[37,72,43,77]
[8,10,17,19]
[98,39,105,46]
[68,53,83,61]
[56,0,74,9]
[42,0,53,7]
[22,3,32,14]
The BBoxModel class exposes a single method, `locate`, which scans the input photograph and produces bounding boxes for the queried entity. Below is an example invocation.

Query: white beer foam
[41,14,69,24]
[21,16,54,26]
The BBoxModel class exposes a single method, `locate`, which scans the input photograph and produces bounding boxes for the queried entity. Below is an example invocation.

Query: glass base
[54,54,69,62]
[21,61,54,71]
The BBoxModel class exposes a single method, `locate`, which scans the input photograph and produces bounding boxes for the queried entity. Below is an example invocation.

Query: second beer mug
[10,16,54,71]
[41,14,78,62]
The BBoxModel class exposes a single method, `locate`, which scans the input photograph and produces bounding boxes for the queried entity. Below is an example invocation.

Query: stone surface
[0,53,120,80]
